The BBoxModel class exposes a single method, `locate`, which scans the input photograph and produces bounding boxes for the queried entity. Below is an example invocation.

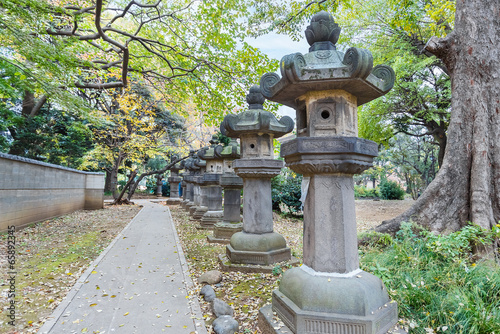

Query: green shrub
[379,180,405,200]
[358,231,393,248]
[162,181,171,197]
[354,185,379,198]
[360,222,500,333]
[271,169,302,213]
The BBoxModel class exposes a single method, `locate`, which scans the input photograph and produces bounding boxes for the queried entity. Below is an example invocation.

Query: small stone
[198,270,223,285]
[211,298,234,317]
[200,285,216,302]
[213,315,239,334]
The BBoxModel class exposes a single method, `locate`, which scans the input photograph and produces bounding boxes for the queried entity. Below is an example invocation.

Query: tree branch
[29,95,48,117]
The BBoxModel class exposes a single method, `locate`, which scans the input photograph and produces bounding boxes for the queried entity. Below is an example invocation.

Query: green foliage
[214,131,231,146]
[271,168,302,214]
[354,185,379,199]
[358,231,393,248]
[6,106,94,168]
[272,265,283,276]
[385,133,440,199]
[145,177,158,194]
[360,222,500,333]
[379,180,405,200]
[162,181,171,197]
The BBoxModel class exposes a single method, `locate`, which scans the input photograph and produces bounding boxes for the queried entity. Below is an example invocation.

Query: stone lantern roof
[217,139,240,159]
[169,154,182,173]
[198,135,221,162]
[259,11,395,107]
[192,154,206,171]
[220,85,294,138]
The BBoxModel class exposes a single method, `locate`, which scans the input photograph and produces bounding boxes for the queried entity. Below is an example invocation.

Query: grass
[359,222,500,334]
[0,205,141,333]
[3,201,498,334]
[172,204,500,334]
[170,207,282,332]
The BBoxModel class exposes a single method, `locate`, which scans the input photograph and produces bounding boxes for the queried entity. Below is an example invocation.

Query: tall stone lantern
[198,136,225,228]
[189,153,206,216]
[208,139,243,244]
[182,150,198,211]
[180,152,193,209]
[191,149,209,220]
[179,160,187,207]
[220,85,295,268]
[258,11,397,334]
[166,157,182,205]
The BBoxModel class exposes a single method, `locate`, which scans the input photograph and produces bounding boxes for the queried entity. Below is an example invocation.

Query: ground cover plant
[360,222,500,334]
[169,206,305,333]
[172,204,500,334]
[0,205,141,334]
[2,200,498,334]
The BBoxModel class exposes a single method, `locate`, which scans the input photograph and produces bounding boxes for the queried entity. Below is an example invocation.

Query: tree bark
[104,169,112,192]
[108,156,188,205]
[110,151,125,199]
[112,170,137,205]
[376,0,500,235]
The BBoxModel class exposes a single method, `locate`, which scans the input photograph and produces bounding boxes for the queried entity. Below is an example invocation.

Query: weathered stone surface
[219,86,294,271]
[213,315,239,334]
[258,10,397,334]
[220,86,294,139]
[219,254,300,274]
[211,298,234,318]
[199,270,223,285]
[0,153,104,231]
[167,158,182,204]
[200,285,216,302]
[259,12,395,108]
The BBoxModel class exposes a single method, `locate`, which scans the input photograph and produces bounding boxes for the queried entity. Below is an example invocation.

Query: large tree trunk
[110,151,125,199]
[104,168,112,192]
[376,0,500,235]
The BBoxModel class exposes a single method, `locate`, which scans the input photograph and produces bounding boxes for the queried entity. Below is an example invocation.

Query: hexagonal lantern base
[207,222,243,244]
[259,266,398,334]
[192,206,208,220]
[226,231,291,265]
[199,210,223,229]
[166,197,182,205]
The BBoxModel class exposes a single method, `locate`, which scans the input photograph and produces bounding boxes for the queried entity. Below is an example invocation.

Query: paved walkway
[38,200,207,334]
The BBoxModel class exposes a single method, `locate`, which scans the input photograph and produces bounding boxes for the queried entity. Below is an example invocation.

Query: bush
[162,181,170,197]
[271,170,302,214]
[359,222,500,333]
[378,180,405,200]
[354,185,379,198]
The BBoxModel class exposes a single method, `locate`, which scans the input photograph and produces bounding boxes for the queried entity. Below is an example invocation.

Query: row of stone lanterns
[164,10,397,334]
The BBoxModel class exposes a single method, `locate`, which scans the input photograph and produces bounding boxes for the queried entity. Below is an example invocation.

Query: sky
[247,31,309,120]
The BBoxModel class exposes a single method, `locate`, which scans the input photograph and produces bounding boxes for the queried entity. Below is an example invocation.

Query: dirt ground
[1,197,414,333]
[355,198,415,231]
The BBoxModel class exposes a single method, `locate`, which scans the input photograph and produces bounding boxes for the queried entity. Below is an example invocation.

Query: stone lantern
[190,149,208,220]
[166,157,182,205]
[198,136,225,228]
[189,153,206,216]
[180,153,192,209]
[179,160,188,207]
[219,85,295,269]
[155,174,163,197]
[258,11,397,334]
[181,150,197,211]
[208,139,243,244]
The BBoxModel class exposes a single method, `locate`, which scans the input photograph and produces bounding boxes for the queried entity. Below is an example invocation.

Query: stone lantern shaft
[219,85,295,269]
[258,11,397,334]
[208,139,243,244]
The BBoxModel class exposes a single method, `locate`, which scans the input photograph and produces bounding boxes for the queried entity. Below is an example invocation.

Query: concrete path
[38,200,207,334]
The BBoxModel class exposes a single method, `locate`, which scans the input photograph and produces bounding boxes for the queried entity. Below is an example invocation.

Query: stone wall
[0,153,105,232]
